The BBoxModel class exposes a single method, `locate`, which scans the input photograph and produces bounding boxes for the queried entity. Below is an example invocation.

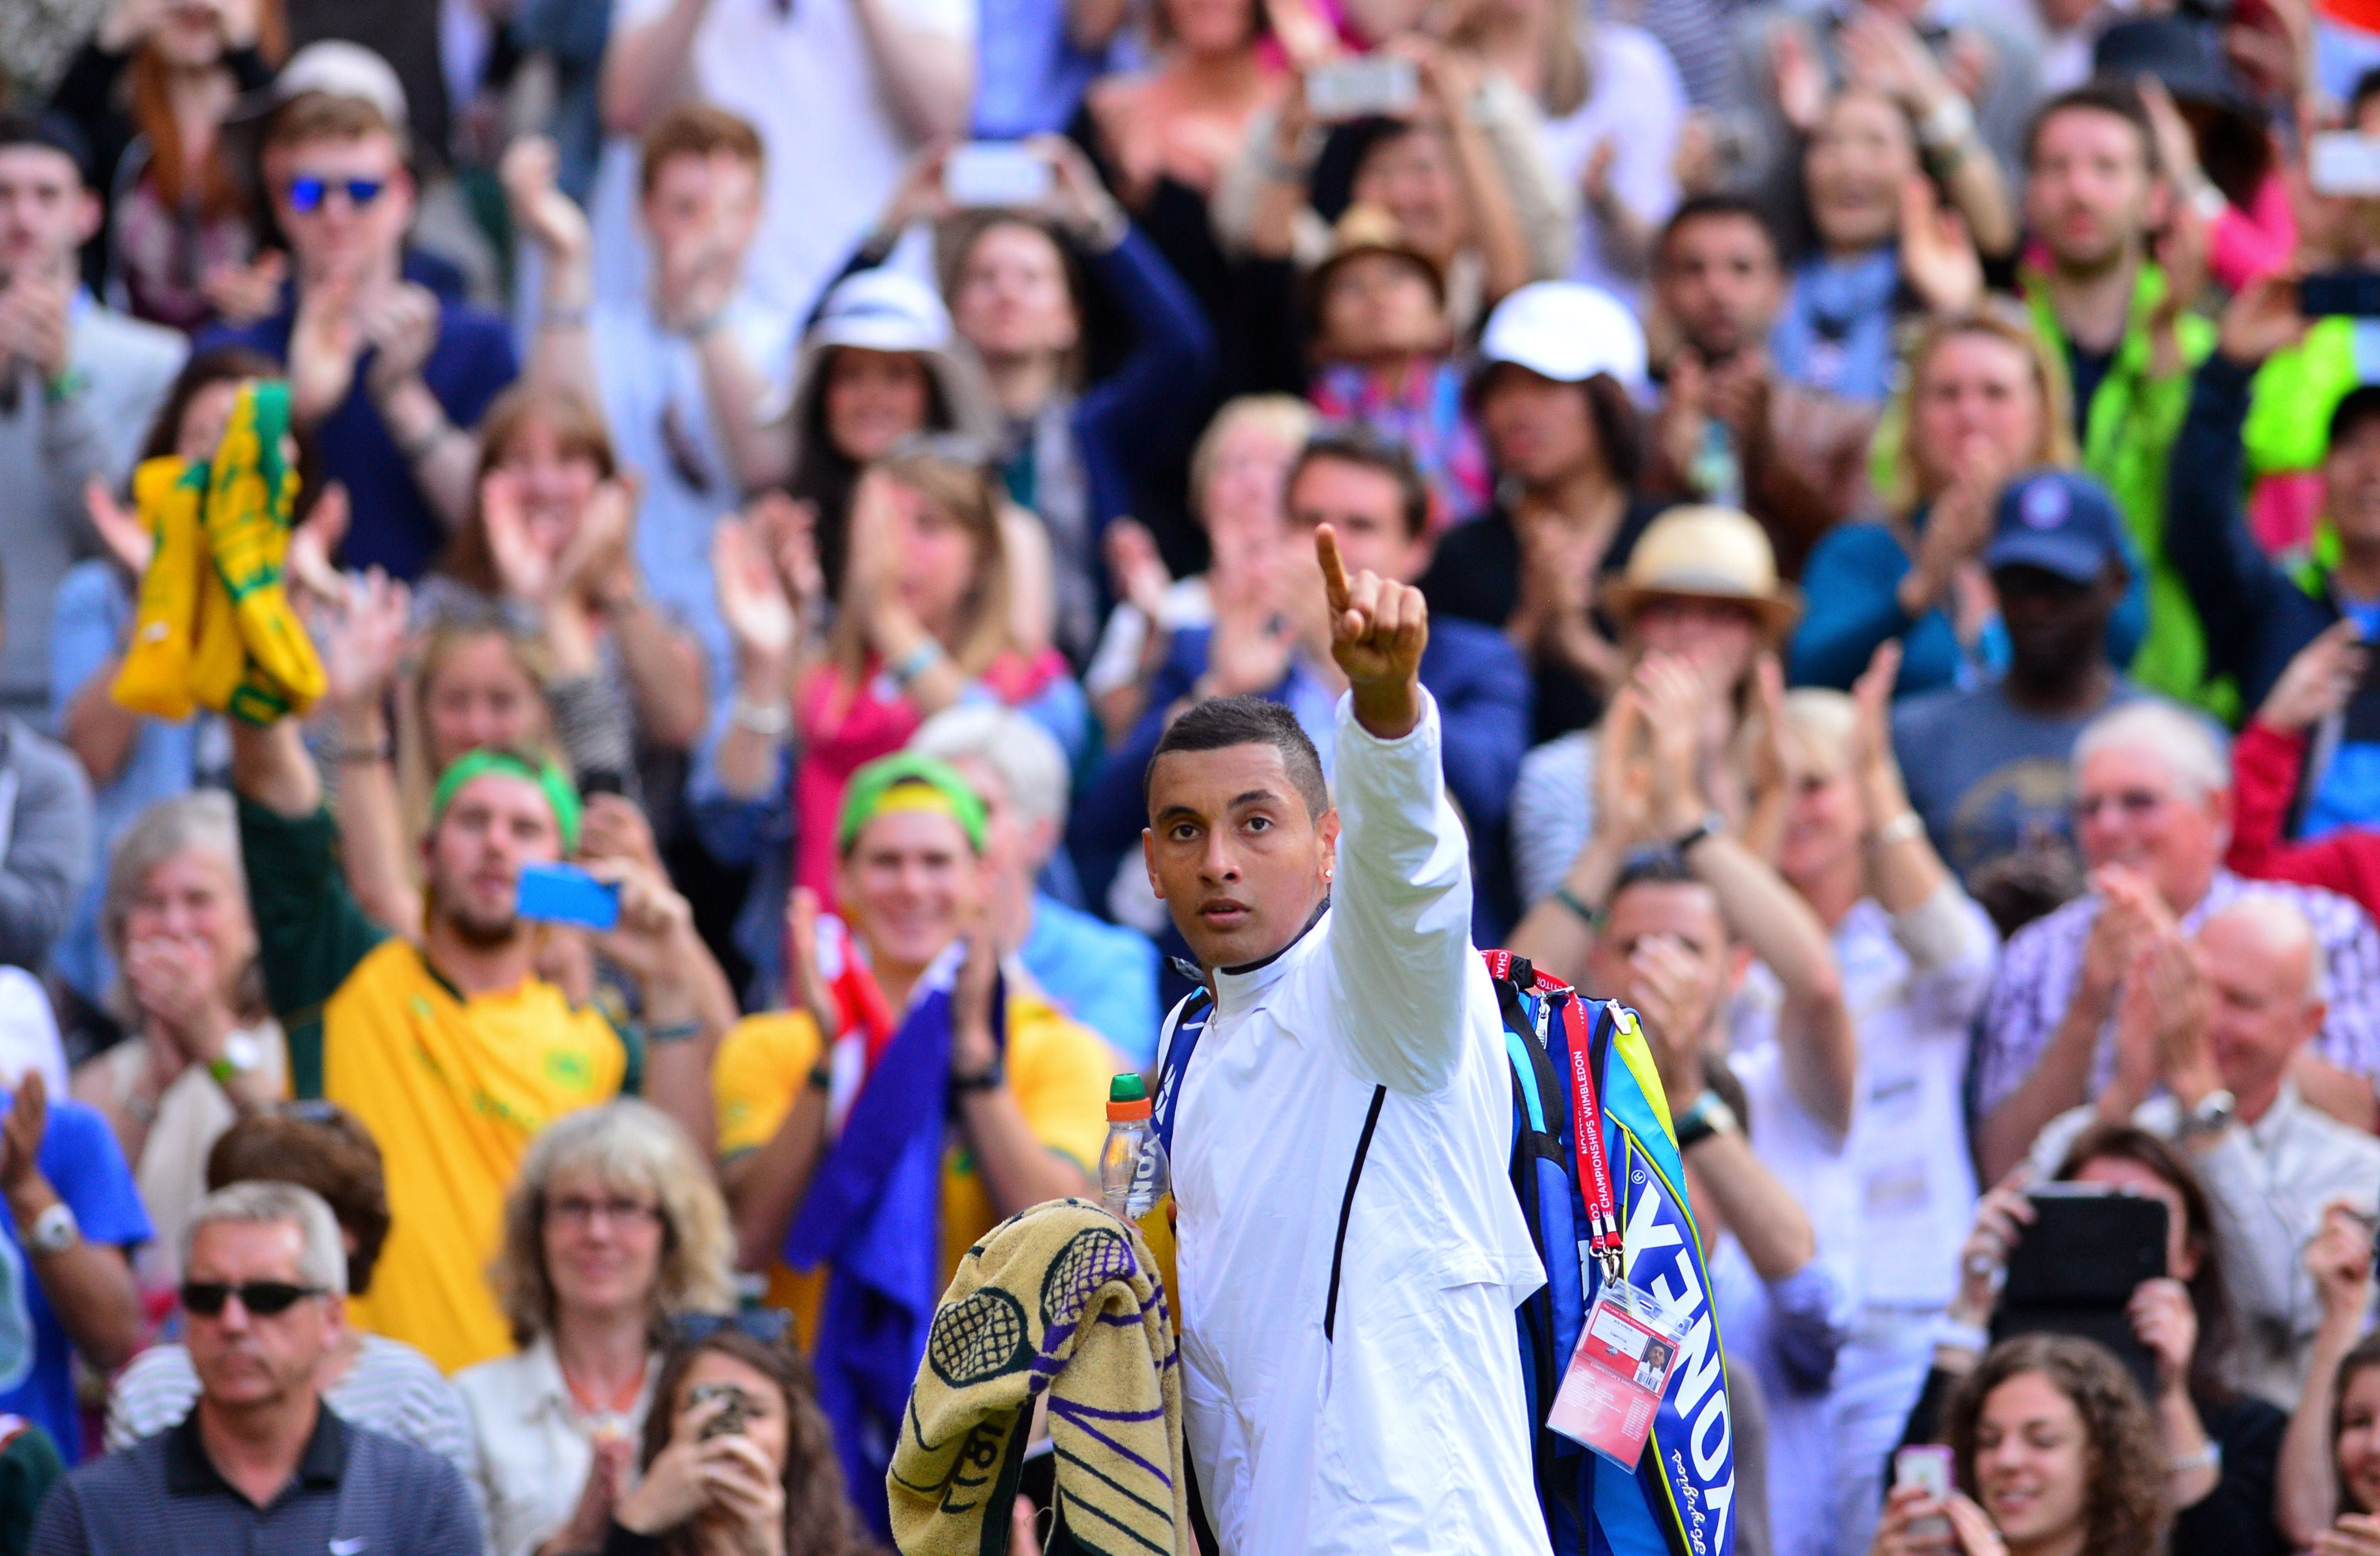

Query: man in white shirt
[507,107,795,695]
[600,0,973,319]
[2028,893,2380,1409]
[1141,527,1547,1554]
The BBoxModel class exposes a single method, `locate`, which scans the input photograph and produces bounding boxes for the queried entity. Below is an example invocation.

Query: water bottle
[1099,1073,1171,1218]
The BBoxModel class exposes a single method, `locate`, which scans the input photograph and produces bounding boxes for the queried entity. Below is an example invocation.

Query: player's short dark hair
[2024,82,2158,176]
[1288,425,1432,540]
[1145,696,1329,820]
[1657,193,1780,268]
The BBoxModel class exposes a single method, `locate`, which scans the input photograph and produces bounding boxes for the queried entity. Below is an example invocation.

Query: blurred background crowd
[2,0,2380,1550]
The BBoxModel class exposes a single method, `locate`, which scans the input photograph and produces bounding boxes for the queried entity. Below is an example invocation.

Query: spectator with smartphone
[2170,275,2380,842]
[1903,1126,2289,1556]
[2020,892,2380,1412]
[1647,194,1876,581]
[607,1322,877,1554]
[455,1102,736,1556]
[196,44,517,581]
[1222,40,1571,350]
[105,1105,474,1487]
[1973,699,2380,1182]
[1073,0,1290,399]
[508,107,795,700]
[2275,1201,2380,1548]
[29,1183,481,1555]
[228,684,735,1372]
[929,138,1217,665]
[1873,1332,2165,1556]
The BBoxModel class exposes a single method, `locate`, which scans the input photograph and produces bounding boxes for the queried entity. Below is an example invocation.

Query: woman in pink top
[710,442,1086,906]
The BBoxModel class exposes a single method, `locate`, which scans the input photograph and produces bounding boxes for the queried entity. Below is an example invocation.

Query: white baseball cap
[230,41,411,136]
[1474,281,1647,392]
[809,269,956,354]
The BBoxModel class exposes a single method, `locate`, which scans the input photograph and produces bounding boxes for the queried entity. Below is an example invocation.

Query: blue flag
[783,952,1004,1540]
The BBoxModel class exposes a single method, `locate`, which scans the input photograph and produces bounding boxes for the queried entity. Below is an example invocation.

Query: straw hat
[1600,506,1802,638]
[1304,201,1447,312]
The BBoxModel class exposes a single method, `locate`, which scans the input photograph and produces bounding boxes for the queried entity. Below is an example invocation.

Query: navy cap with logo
[1982,468,2130,586]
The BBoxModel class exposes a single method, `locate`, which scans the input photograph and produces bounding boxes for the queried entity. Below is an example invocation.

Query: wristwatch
[24,1202,78,1258]
[1673,1090,1739,1152]
[208,1031,264,1087]
[2176,1088,2237,1141]
[1673,811,1727,856]
[949,1058,1005,1098]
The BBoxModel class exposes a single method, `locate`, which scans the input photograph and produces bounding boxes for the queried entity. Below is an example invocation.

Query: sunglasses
[670,1306,794,1348]
[285,175,385,214]
[181,1280,327,1318]
[2073,789,2170,823]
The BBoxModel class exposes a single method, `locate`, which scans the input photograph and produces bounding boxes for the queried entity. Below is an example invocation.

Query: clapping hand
[711,513,800,671]
[2306,1198,2376,1326]
[358,282,440,401]
[500,137,591,265]
[317,567,411,715]
[1627,933,1722,1106]
[0,1073,48,1198]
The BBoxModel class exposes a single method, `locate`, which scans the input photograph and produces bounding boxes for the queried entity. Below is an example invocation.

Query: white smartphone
[2312,132,2380,198]
[1304,56,1420,122]
[943,142,1052,208]
[1893,1445,1956,1542]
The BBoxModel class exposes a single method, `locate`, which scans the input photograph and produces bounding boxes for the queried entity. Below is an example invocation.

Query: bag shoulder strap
[1150,986,1214,1157]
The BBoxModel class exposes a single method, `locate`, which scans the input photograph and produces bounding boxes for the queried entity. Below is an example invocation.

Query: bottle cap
[1106,1072,1151,1121]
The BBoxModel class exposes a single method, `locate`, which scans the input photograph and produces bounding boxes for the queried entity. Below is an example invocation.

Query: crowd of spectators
[0,0,2379,1551]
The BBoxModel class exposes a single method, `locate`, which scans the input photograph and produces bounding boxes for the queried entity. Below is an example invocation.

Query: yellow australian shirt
[713,986,1115,1347]
[238,798,633,1374]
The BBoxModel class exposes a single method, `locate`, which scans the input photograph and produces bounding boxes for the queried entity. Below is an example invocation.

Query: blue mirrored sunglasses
[286,175,385,213]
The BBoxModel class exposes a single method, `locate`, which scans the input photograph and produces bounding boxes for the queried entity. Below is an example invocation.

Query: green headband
[837,752,987,856]
[428,750,582,852]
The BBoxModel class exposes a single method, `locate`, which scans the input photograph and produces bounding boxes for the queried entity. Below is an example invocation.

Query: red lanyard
[1560,996,1624,1281]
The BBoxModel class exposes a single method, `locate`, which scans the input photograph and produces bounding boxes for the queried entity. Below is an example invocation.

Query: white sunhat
[809,269,958,355]
[1474,281,1648,393]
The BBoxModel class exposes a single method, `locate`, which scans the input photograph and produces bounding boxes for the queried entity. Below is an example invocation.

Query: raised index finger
[1315,524,1352,616]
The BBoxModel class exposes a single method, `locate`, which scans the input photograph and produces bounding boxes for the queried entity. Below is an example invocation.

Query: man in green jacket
[2019,82,2224,717]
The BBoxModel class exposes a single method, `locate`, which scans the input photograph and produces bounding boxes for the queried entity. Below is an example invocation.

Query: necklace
[560,1351,648,1437]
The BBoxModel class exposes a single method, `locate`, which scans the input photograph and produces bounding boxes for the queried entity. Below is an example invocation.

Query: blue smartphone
[516,862,620,931]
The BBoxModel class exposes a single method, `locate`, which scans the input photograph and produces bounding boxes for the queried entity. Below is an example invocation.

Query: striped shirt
[104,1333,474,1491]
[1974,869,2380,1119]
[31,1406,480,1556]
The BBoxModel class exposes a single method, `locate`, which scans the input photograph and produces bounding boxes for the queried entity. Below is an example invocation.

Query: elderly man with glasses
[1975,700,2380,1188]
[31,1182,480,1554]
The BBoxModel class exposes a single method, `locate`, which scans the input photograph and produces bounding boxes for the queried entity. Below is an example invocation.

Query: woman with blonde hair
[1084,392,1311,740]
[1790,307,2143,700]
[1768,651,2000,1556]
[456,1100,736,1556]
[702,440,1089,907]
